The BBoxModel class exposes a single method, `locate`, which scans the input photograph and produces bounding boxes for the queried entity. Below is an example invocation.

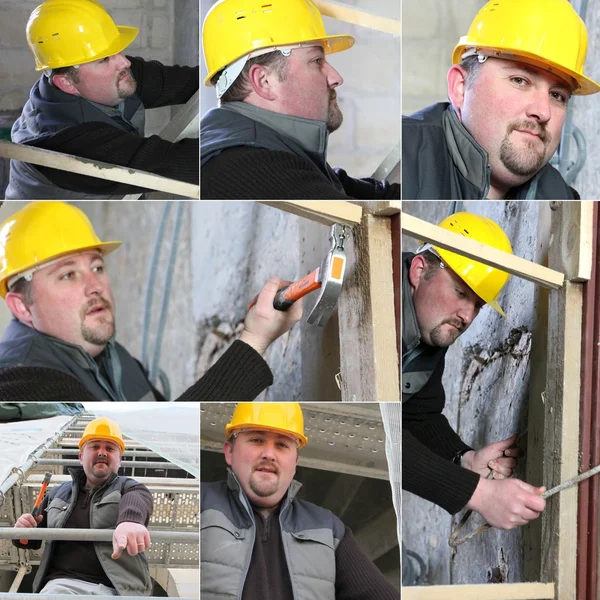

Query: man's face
[269,46,344,133]
[27,252,116,357]
[224,430,299,508]
[410,256,484,347]
[79,438,122,488]
[70,53,137,106]
[456,58,570,191]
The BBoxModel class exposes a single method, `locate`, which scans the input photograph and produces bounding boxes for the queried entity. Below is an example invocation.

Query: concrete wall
[402,200,551,584]
[200,0,401,178]
[0,0,199,134]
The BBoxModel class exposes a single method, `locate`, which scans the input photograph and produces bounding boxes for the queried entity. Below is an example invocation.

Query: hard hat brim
[35,25,139,71]
[225,424,308,449]
[452,43,600,96]
[203,34,355,86]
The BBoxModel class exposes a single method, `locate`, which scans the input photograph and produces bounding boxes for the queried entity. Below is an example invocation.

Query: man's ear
[5,292,34,326]
[408,255,428,291]
[223,441,233,466]
[52,73,80,97]
[447,64,468,118]
[247,64,278,101]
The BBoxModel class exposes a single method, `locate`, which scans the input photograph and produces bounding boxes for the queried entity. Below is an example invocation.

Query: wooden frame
[0,140,199,198]
[314,0,400,36]
[402,213,564,289]
[401,582,555,600]
[261,201,399,402]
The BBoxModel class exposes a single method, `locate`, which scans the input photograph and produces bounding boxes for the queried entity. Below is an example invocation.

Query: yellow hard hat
[202,0,355,86]
[432,213,512,317]
[0,202,122,299]
[225,402,308,449]
[26,0,139,71]
[79,417,126,453]
[452,0,600,96]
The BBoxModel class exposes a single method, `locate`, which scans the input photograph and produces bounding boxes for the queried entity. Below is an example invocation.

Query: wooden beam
[402,213,564,289]
[401,582,555,600]
[353,507,398,561]
[537,204,583,600]
[0,140,199,198]
[259,200,363,226]
[360,201,401,216]
[124,91,199,200]
[314,0,401,36]
[338,213,399,401]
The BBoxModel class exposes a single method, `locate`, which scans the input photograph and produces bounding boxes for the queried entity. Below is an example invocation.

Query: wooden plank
[259,200,363,226]
[124,90,199,200]
[402,213,564,289]
[314,0,400,36]
[337,213,399,401]
[0,140,199,198]
[360,201,401,216]
[537,205,583,600]
[548,201,593,282]
[401,582,555,600]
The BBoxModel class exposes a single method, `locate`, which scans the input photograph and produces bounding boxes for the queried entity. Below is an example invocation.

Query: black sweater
[0,340,273,402]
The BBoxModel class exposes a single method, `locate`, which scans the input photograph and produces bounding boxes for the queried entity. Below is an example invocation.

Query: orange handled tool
[20,472,52,545]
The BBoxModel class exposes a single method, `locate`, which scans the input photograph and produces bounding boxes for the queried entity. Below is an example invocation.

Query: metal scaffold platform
[0,412,200,597]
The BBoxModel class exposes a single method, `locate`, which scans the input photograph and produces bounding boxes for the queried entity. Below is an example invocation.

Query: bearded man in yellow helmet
[403,0,600,200]
[201,403,398,599]
[402,213,547,531]
[0,202,302,401]
[5,0,199,200]
[200,0,400,200]
[13,417,154,596]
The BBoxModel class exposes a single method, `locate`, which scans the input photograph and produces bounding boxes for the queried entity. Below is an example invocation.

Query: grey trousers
[39,578,118,595]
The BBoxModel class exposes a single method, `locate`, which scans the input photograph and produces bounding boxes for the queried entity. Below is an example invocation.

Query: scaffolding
[0,413,199,597]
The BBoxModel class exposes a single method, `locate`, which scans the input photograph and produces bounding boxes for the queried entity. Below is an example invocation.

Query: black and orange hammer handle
[273,268,321,311]
[20,472,52,545]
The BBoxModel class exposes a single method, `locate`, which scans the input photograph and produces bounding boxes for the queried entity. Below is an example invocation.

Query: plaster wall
[402,200,552,584]
[200,0,401,178]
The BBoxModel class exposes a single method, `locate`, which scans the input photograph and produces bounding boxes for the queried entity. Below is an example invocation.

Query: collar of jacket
[223,101,330,159]
[441,105,491,198]
[67,466,119,493]
[225,467,303,512]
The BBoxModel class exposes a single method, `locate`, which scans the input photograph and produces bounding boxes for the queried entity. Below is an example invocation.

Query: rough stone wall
[0,0,196,134]
[200,0,400,178]
[403,0,486,116]
[402,200,551,584]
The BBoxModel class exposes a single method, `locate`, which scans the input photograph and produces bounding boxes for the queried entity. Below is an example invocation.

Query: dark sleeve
[118,483,153,526]
[31,122,199,195]
[0,366,96,402]
[128,56,199,108]
[12,492,50,550]
[334,527,399,600]
[201,147,354,199]
[175,340,273,401]
[333,168,400,199]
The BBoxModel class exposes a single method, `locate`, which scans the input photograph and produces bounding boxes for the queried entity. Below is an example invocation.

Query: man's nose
[325,62,343,88]
[457,302,478,326]
[113,53,131,70]
[526,88,552,123]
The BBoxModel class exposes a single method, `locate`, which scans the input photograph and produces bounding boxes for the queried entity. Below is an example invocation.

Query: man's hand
[461,434,523,479]
[111,522,151,560]
[240,277,303,355]
[15,513,43,528]
[466,477,546,529]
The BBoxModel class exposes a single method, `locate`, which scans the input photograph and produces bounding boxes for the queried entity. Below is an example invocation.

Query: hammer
[20,472,52,545]
[274,223,348,327]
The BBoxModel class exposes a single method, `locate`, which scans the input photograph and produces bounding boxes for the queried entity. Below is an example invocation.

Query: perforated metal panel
[201,403,389,480]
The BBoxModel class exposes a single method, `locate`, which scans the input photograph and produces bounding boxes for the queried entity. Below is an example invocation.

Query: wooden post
[401,582,555,600]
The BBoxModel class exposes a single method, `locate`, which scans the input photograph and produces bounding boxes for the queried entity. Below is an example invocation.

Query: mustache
[81,296,113,317]
[253,461,279,475]
[508,119,550,144]
[442,318,465,332]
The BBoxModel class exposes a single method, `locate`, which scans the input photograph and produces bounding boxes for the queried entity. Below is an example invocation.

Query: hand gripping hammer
[274,223,348,327]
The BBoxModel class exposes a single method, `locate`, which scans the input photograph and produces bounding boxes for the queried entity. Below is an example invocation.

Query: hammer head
[307,225,348,327]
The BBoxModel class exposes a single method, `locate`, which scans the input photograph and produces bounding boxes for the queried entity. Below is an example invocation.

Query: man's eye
[455,288,465,298]
[313,58,323,65]
[60,271,75,280]
[92,265,104,274]
[511,76,528,86]
[551,91,568,104]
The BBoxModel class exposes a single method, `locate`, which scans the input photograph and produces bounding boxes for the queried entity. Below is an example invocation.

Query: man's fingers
[111,535,127,560]
[255,277,282,312]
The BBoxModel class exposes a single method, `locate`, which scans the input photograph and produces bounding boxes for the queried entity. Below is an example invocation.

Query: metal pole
[0,528,198,543]
[0,417,78,506]
[35,460,179,470]
[7,566,27,593]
